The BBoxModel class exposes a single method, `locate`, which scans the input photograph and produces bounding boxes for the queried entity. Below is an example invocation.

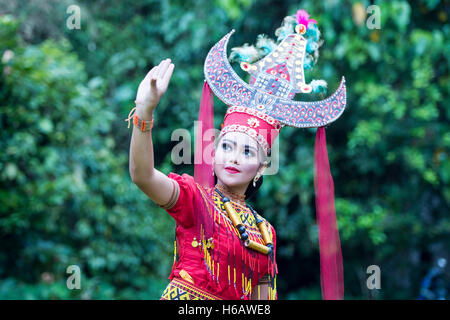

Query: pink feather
[295,9,317,29]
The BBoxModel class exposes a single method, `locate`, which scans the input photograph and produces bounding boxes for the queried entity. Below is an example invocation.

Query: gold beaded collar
[215,184,246,207]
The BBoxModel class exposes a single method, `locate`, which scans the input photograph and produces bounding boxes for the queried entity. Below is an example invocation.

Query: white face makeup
[213,131,267,195]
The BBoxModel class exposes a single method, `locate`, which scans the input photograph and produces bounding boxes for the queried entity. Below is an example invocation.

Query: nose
[229,153,239,165]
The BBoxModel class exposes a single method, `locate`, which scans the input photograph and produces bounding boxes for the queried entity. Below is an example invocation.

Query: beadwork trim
[161,277,222,300]
[226,105,283,131]
[218,124,271,155]
[215,187,274,256]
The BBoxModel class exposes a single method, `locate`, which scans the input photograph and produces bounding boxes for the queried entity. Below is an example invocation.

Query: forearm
[129,107,155,183]
[129,59,177,205]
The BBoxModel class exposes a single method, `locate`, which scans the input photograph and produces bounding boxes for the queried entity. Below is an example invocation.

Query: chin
[218,172,248,187]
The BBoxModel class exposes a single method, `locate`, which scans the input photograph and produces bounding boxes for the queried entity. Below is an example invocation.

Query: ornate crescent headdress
[194,9,345,300]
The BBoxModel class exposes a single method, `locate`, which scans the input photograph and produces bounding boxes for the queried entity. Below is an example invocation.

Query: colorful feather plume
[256,34,277,55]
[295,9,317,29]
[229,43,262,63]
[305,22,321,42]
[309,79,328,94]
[274,15,296,43]
[306,41,319,54]
[228,9,324,76]
[303,54,314,70]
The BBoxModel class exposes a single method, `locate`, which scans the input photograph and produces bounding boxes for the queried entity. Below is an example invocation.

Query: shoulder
[168,172,200,194]
[168,172,196,185]
[168,172,207,193]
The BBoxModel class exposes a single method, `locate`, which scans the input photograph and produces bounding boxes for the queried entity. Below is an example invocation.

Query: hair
[213,133,270,200]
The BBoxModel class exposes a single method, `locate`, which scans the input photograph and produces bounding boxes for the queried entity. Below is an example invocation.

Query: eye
[244,147,255,157]
[222,142,231,151]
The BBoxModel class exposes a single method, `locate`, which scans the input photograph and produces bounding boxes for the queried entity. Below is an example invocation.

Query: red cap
[218,106,284,155]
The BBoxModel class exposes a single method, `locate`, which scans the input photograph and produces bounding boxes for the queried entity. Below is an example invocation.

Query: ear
[258,161,268,176]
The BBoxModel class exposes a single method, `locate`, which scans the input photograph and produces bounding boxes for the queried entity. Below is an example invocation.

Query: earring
[253,174,260,187]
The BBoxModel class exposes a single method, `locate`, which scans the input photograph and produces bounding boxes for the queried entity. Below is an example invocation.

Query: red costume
[160,173,278,300]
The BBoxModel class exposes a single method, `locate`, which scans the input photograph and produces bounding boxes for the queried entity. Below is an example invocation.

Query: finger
[149,62,164,86]
[144,66,158,81]
[154,59,166,78]
[157,59,171,78]
[150,77,157,88]
[155,60,167,78]
[162,63,175,84]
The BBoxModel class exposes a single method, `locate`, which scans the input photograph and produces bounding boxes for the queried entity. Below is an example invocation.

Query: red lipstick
[225,166,240,174]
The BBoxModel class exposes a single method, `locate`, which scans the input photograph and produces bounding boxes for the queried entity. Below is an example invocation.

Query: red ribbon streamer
[314,127,344,300]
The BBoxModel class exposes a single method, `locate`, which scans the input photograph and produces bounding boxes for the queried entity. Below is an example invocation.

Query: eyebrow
[222,138,258,152]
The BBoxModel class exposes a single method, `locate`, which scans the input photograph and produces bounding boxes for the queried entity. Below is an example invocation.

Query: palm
[136,59,174,111]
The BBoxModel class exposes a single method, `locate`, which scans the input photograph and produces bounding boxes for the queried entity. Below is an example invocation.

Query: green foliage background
[0,0,448,299]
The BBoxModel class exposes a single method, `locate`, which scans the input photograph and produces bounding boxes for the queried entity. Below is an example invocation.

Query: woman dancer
[127,9,346,300]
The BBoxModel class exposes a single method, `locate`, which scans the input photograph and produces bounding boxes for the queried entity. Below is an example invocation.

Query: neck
[215,182,246,206]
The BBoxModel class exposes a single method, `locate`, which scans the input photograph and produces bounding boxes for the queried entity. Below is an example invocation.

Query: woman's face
[213,131,267,193]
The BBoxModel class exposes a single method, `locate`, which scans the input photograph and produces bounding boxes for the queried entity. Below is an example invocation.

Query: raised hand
[135,58,175,116]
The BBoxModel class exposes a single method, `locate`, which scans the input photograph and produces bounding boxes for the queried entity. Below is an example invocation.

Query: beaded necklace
[215,188,273,256]
[215,184,246,206]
